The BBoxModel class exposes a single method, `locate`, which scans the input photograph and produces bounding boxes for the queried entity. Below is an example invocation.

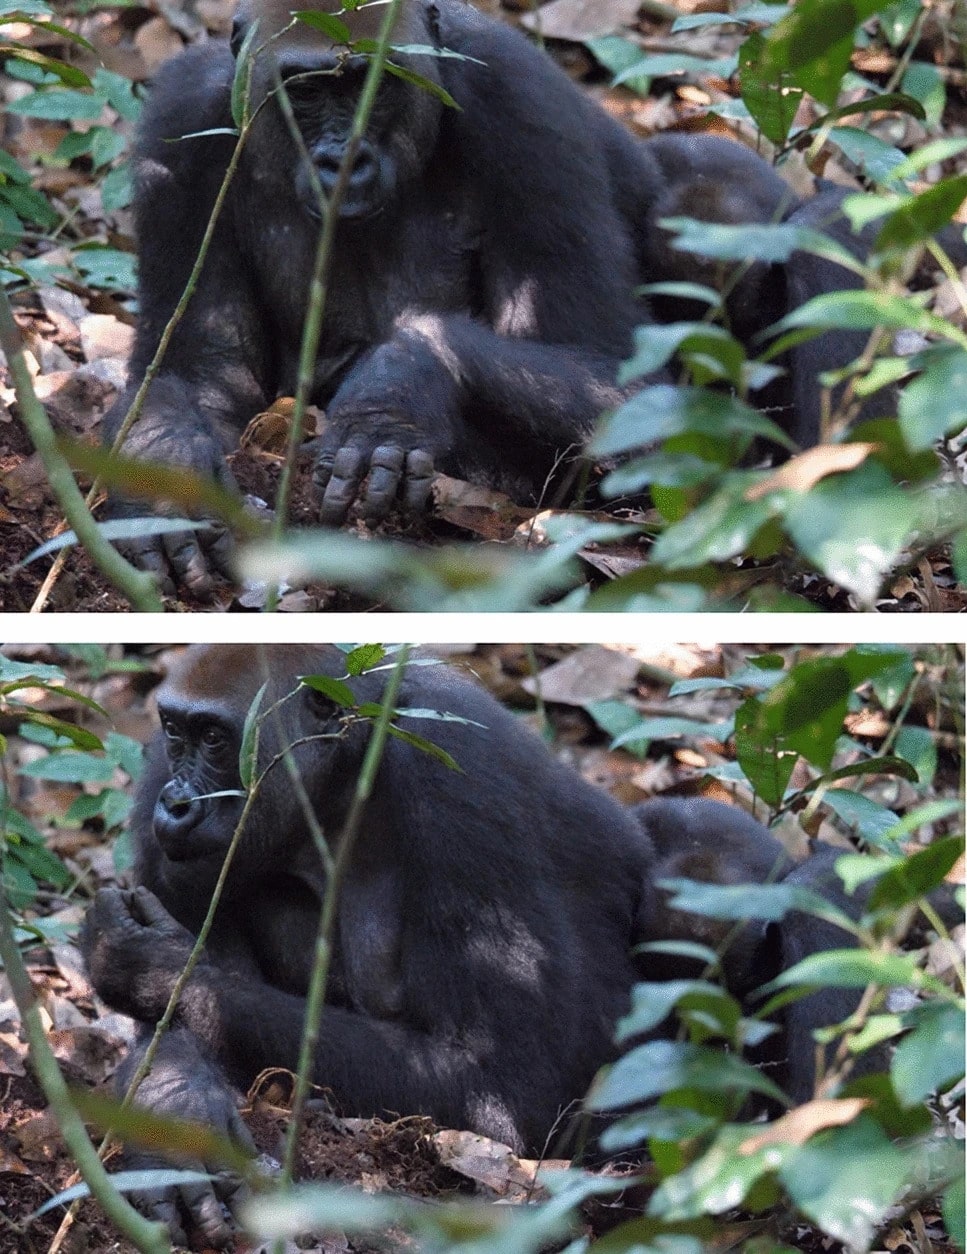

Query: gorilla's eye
[161,717,182,742]
[201,725,226,750]
[303,684,339,722]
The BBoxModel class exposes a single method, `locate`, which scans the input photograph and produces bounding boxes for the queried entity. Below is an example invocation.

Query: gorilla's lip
[157,829,229,863]
[301,194,382,223]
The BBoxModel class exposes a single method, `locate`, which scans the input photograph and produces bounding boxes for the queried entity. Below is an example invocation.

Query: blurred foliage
[0,650,144,939]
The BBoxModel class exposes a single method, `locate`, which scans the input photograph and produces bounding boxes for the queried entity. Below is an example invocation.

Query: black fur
[103,0,877,594]
[83,647,876,1242]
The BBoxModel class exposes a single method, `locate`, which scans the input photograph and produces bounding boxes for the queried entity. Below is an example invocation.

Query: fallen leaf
[739,1098,870,1153]
[746,443,877,499]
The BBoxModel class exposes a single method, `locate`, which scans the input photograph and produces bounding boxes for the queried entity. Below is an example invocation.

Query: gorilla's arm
[101,46,270,596]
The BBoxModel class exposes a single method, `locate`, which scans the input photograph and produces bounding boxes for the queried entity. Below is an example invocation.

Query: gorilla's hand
[313,439,437,525]
[82,886,199,1022]
[117,1028,254,1250]
[313,325,459,525]
[105,401,238,600]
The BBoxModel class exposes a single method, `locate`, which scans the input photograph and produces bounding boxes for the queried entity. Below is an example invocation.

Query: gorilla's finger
[162,529,215,600]
[226,1105,257,1155]
[362,445,405,520]
[200,520,236,578]
[214,1169,252,1220]
[402,449,435,515]
[312,449,335,498]
[180,1178,234,1249]
[117,535,176,598]
[84,886,128,935]
[319,446,367,525]
[130,1190,188,1248]
[129,885,171,927]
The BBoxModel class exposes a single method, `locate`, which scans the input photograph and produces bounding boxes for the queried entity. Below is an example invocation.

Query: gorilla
[83,645,873,1246]
[103,0,877,595]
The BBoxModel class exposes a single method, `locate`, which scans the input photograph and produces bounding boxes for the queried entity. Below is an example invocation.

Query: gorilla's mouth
[157,826,232,863]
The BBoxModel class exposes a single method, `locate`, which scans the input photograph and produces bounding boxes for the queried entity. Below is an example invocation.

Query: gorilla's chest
[242,868,404,1020]
[241,184,480,399]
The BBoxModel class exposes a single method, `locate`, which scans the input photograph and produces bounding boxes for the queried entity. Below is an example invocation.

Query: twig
[0,289,164,611]
[280,646,411,1182]
[266,0,404,610]
[0,878,169,1252]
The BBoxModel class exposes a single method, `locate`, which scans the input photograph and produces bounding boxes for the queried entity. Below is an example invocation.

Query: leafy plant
[0,651,137,937]
[1,0,141,287]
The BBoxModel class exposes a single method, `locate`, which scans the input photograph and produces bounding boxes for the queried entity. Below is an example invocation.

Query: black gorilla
[83,645,870,1246]
[103,0,874,595]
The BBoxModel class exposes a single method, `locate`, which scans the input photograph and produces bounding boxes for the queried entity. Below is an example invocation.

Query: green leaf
[7,87,104,119]
[98,163,133,213]
[876,175,967,253]
[616,980,727,1040]
[611,717,733,746]
[649,1123,794,1220]
[15,713,102,751]
[889,136,967,182]
[891,1002,966,1106]
[391,707,487,728]
[734,694,797,805]
[784,463,919,608]
[659,217,849,267]
[344,644,386,675]
[230,16,260,127]
[827,123,908,182]
[739,29,802,144]
[0,47,91,87]
[585,700,650,758]
[760,946,925,993]
[292,8,352,42]
[382,61,459,109]
[588,1039,788,1111]
[585,34,650,95]
[869,834,964,913]
[104,731,143,777]
[19,752,115,784]
[239,680,268,789]
[0,657,65,683]
[657,878,834,924]
[898,347,967,451]
[865,644,914,710]
[780,1115,914,1248]
[613,53,738,82]
[821,789,902,848]
[772,288,966,344]
[758,0,895,107]
[900,60,943,125]
[943,1172,965,1254]
[300,675,357,709]
[599,1105,715,1152]
[649,482,781,569]
[385,724,462,771]
[893,724,936,790]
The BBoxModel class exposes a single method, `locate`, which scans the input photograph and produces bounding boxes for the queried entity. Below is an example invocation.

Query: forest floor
[1,0,966,611]
[0,642,962,1252]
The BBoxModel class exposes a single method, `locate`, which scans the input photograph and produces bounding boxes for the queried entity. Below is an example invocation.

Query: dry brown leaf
[520,0,642,41]
[746,443,877,499]
[432,1129,565,1200]
[520,644,641,705]
[739,1098,870,1153]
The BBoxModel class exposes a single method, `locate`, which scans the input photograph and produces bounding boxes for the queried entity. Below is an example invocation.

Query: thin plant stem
[280,647,411,1181]
[30,55,257,614]
[0,289,164,611]
[266,0,403,610]
[0,856,169,1252]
